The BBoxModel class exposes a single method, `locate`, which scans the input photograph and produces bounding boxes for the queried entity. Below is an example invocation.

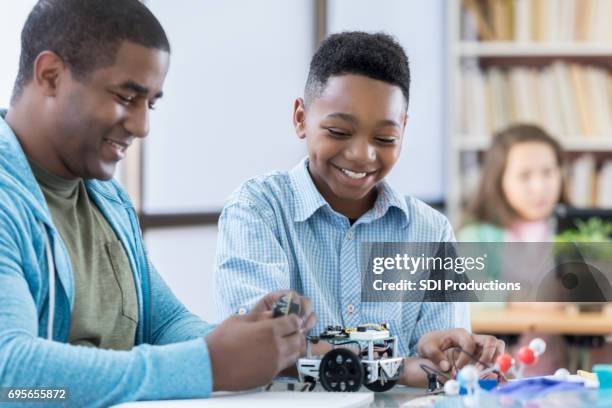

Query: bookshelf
[446,0,612,224]
[456,42,612,57]
[455,136,612,152]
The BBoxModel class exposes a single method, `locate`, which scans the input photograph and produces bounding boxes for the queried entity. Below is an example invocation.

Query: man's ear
[33,51,66,97]
[293,97,307,139]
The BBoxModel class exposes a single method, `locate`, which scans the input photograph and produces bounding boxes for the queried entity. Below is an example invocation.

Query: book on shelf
[568,156,612,208]
[461,0,612,43]
[597,160,612,207]
[569,155,597,207]
[459,61,612,140]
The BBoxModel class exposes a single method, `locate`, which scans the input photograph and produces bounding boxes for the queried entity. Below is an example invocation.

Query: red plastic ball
[496,353,514,373]
[517,346,536,365]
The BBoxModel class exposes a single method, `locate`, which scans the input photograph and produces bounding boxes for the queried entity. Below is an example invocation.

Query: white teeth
[341,168,367,179]
[106,139,125,151]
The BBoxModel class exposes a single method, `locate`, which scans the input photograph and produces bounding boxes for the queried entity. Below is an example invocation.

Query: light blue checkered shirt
[215,158,470,357]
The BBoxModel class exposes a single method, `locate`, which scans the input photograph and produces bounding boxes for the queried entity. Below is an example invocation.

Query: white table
[113,390,373,408]
[112,385,428,408]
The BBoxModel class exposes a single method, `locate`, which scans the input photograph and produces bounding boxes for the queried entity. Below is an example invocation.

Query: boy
[215,32,503,385]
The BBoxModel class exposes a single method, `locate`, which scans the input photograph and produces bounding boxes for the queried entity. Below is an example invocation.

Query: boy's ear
[33,51,66,97]
[293,97,307,139]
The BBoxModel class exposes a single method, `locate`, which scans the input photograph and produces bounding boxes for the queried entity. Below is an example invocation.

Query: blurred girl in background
[459,124,567,375]
[460,124,567,242]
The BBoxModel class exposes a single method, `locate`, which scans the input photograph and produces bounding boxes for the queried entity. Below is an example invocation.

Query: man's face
[295,74,407,216]
[52,41,169,180]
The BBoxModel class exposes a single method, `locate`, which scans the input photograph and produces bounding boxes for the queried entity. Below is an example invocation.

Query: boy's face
[293,74,407,217]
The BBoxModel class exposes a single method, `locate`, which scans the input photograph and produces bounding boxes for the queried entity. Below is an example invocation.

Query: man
[0,1,314,406]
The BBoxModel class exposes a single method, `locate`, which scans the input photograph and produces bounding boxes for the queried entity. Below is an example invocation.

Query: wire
[448,346,508,383]
[449,346,493,374]
[419,345,508,392]
[330,340,362,349]
[419,363,451,380]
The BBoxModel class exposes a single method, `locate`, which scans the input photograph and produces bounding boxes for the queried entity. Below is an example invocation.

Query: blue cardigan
[0,111,215,406]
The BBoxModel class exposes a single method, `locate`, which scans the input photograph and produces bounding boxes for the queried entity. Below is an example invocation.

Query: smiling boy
[215,32,504,386]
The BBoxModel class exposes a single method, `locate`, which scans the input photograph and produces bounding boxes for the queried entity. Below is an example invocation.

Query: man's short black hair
[305,31,410,107]
[11,0,170,104]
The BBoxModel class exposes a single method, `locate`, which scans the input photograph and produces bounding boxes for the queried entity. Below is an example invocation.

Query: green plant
[555,217,612,243]
[553,217,612,261]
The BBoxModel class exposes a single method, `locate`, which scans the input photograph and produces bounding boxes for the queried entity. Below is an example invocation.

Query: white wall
[327,0,447,202]
[0,2,37,107]
[145,226,219,322]
[144,0,313,213]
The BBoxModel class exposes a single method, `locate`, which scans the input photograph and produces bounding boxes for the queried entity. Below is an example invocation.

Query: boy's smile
[294,74,407,219]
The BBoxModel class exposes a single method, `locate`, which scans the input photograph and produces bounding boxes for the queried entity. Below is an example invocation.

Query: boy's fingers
[490,339,505,364]
[420,341,450,372]
[449,330,477,369]
[477,336,500,366]
[474,335,505,368]
[495,339,506,359]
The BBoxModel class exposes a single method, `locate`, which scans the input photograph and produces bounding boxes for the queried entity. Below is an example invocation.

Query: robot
[297,323,404,392]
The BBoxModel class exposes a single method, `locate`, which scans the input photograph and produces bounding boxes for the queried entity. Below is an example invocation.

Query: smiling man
[0,1,315,406]
[215,31,504,387]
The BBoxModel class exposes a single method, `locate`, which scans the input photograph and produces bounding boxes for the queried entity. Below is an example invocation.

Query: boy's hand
[252,289,317,332]
[206,312,306,391]
[417,329,504,373]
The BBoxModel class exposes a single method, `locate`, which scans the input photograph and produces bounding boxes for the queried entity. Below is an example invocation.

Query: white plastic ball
[529,338,547,356]
[457,365,479,386]
[585,379,600,389]
[444,379,460,396]
[554,368,570,381]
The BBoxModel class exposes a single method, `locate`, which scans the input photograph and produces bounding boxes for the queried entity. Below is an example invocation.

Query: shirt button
[238,307,247,315]
[347,304,354,314]
[347,231,353,240]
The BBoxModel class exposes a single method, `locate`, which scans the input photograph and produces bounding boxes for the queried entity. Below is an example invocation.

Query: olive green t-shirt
[29,159,138,350]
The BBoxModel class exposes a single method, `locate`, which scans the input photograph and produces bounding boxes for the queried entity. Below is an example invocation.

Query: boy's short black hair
[12,0,170,104]
[305,31,410,107]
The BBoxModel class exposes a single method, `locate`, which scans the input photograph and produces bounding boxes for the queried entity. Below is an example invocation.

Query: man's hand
[417,329,505,374]
[206,312,305,391]
[252,290,316,332]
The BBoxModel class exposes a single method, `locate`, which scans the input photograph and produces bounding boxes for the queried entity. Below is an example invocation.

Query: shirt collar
[289,157,329,222]
[367,178,410,227]
[289,157,410,227]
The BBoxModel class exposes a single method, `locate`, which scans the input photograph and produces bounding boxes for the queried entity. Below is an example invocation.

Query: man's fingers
[300,296,313,321]
[243,310,273,322]
[303,312,317,332]
[272,314,303,337]
[253,289,292,313]
[278,331,306,369]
